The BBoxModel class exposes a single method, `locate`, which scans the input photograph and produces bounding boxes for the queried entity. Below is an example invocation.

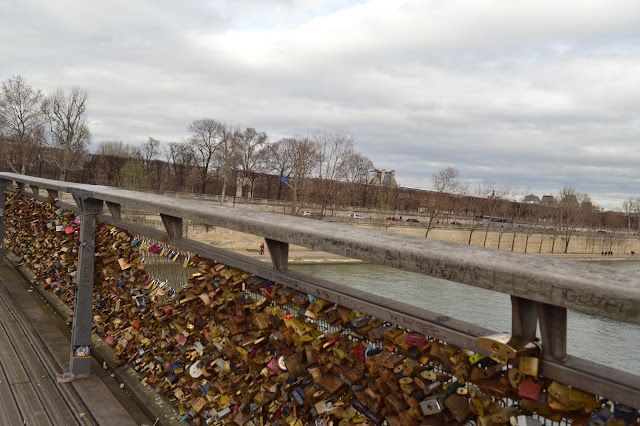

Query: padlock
[420,397,443,416]
[445,393,472,422]
[517,415,542,426]
[507,368,524,389]
[517,380,541,401]
[547,381,570,407]
[476,334,538,364]
[518,356,539,377]
[491,407,520,424]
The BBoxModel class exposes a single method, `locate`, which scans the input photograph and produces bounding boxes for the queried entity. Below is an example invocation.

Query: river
[291,260,640,375]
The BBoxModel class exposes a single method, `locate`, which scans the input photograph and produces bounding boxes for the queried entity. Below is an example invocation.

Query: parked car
[351,213,365,219]
[386,217,400,221]
[406,218,420,222]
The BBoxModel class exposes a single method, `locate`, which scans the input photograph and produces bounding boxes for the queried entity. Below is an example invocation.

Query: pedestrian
[259,243,265,255]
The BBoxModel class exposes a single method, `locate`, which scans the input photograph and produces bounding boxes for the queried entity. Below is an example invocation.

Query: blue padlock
[291,387,306,405]
[614,404,638,424]
[365,346,382,358]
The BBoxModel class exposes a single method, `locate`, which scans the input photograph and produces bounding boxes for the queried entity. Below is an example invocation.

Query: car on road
[351,213,365,219]
[386,217,400,221]
[302,211,312,216]
[450,221,462,225]
[406,218,420,222]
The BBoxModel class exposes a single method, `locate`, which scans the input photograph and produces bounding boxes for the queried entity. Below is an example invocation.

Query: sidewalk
[0,258,155,426]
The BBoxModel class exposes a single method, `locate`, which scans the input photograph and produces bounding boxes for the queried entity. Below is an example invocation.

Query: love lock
[476,333,539,364]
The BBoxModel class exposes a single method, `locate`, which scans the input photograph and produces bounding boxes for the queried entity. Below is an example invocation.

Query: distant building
[541,195,555,205]
[369,169,397,187]
[560,194,579,205]
[523,194,540,204]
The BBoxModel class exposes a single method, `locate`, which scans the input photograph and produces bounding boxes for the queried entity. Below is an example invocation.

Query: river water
[291,260,640,375]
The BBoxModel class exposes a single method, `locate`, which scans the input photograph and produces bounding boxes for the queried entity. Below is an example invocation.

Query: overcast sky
[2,0,639,210]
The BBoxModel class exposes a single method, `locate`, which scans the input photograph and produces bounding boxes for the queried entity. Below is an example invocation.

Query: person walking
[259,243,265,255]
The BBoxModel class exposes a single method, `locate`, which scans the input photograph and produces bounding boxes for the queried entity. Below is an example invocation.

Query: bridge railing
[1,172,639,413]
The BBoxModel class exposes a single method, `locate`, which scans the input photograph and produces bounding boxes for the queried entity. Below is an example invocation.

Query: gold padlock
[476,333,538,364]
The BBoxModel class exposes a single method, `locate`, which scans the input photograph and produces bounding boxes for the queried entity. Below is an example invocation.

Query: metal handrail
[1,172,639,409]
[4,172,638,325]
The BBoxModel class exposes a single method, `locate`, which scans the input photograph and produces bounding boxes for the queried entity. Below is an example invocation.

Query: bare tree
[90,141,137,186]
[287,137,319,214]
[622,198,635,235]
[214,125,240,204]
[314,130,355,218]
[0,75,46,174]
[264,137,319,214]
[466,180,493,244]
[96,140,139,157]
[554,187,592,253]
[42,87,90,180]
[481,182,512,247]
[236,127,268,198]
[188,119,225,193]
[344,152,374,207]
[140,137,161,166]
[165,142,197,191]
[425,166,465,237]
[262,139,292,200]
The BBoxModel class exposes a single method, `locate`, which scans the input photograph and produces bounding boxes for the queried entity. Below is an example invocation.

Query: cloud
[2,0,639,209]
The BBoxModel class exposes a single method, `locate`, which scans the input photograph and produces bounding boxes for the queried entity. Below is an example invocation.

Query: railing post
[537,302,568,363]
[106,201,122,220]
[46,188,59,201]
[509,295,538,345]
[29,184,40,197]
[265,238,289,271]
[160,214,183,238]
[0,179,7,266]
[68,191,103,376]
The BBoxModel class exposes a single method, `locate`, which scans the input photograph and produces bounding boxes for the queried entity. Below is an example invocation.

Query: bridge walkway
[0,258,153,426]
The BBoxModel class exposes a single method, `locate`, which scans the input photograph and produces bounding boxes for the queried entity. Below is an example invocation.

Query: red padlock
[405,331,427,347]
[518,379,542,401]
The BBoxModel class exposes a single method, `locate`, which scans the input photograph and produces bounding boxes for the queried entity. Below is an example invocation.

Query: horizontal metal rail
[2,172,640,409]
[4,172,639,325]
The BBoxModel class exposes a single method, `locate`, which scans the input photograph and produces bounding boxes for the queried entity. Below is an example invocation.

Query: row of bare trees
[148,126,374,215]
[1,75,635,245]
[0,75,90,180]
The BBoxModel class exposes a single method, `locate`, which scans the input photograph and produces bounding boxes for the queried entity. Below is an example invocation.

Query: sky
[2,0,639,210]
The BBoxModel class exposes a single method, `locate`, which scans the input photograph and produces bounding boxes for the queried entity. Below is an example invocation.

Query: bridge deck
[0,259,149,426]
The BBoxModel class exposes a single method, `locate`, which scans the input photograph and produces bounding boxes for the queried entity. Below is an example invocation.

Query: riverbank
[232,247,640,265]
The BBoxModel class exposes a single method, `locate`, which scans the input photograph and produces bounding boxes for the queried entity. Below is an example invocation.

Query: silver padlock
[420,397,442,416]
[517,415,542,426]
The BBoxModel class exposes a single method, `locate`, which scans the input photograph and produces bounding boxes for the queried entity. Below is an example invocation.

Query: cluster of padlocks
[3,191,638,426]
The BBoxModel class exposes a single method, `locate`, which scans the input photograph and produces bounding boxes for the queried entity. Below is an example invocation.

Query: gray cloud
[2,0,639,209]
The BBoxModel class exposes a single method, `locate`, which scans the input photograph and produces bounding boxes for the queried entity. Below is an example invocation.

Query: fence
[1,172,639,423]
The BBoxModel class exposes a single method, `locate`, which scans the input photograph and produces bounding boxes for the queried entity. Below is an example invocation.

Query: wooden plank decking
[0,274,94,425]
[0,260,148,426]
